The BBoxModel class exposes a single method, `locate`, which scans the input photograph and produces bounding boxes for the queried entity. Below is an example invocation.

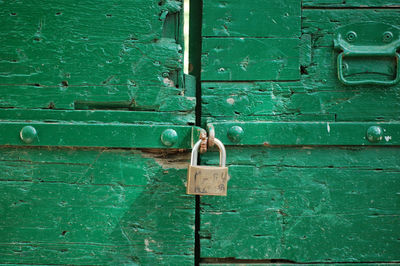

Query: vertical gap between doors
[187,0,203,265]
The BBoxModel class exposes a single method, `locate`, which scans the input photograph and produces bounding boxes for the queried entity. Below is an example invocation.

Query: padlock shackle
[190,138,226,167]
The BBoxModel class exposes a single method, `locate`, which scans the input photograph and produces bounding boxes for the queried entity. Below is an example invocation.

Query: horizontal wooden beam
[0,122,203,149]
[210,122,400,146]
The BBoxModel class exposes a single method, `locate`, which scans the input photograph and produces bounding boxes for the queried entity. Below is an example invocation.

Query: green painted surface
[0,0,195,115]
[303,0,400,7]
[202,82,400,122]
[210,122,400,146]
[202,0,301,37]
[0,147,194,265]
[0,122,202,149]
[200,2,400,264]
[0,109,194,125]
[201,38,300,81]
[202,9,400,122]
[1,0,400,264]
[0,0,196,264]
[200,147,400,262]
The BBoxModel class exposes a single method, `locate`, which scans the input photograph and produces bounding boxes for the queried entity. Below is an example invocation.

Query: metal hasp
[0,122,204,149]
[209,122,400,146]
[334,22,400,85]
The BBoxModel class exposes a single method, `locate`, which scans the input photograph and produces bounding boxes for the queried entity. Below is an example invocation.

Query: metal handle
[190,138,226,167]
[337,52,400,86]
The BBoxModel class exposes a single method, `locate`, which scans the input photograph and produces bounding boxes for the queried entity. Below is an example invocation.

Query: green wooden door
[196,0,400,264]
[0,1,197,264]
[1,0,400,265]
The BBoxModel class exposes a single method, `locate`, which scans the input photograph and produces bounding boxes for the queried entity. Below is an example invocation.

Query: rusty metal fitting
[208,124,215,147]
[199,131,208,154]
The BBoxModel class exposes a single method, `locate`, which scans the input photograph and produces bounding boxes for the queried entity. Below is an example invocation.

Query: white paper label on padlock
[187,166,228,196]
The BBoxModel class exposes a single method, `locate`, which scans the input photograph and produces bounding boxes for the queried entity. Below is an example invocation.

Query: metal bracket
[334,22,400,86]
[208,122,400,146]
[0,122,204,149]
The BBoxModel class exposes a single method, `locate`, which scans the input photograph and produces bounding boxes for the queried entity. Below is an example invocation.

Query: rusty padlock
[186,138,229,196]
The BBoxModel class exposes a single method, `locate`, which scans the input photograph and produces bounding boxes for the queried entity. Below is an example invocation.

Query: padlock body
[187,165,229,196]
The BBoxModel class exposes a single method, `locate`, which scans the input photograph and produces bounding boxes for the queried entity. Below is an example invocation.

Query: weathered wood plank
[303,0,400,7]
[0,244,192,265]
[201,10,400,122]
[200,147,400,262]
[202,0,301,37]
[0,84,195,111]
[0,0,194,113]
[201,38,300,81]
[0,109,193,125]
[0,147,194,265]
[201,82,400,121]
[302,10,400,48]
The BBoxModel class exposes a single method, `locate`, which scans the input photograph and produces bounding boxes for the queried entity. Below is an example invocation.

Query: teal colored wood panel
[202,0,301,37]
[302,10,400,48]
[201,82,400,122]
[0,84,195,111]
[303,0,400,7]
[0,147,194,265]
[201,38,300,81]
[0,0,193,113]
[201,10,400,122]
[200,147,400,262]
[0,109,194,125]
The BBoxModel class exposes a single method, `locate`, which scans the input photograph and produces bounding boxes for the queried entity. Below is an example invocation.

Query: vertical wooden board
[303,0,400,7]
[202,0,301,37]
[199,147,400,262]
[0,147,194,265]
[201,38,300,81]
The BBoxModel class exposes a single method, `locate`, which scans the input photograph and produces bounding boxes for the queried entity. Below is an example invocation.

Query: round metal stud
[20,126,37,144]
[383,31,393,43]
[366,126,383,143]
[227,126,244,143]
[346,31,357,42]
[161,129,178,147]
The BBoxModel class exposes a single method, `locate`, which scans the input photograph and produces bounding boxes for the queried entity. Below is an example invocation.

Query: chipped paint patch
[385,136,392,142]
[144,239,154,252]
[141,150,190,169]
[226,98,235,105]
[163,77,175,87]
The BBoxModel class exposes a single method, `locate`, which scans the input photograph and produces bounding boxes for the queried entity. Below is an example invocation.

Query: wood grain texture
[200,4,400,263]
[201,38,300,81]
[0,0,195,115]
[202,0,301,37]
[0,109,194,125]
[0,147,194,265]
[201,81,400,122]
[303,0,400,7]
[200,147,400,262]
[201,10,400,122]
